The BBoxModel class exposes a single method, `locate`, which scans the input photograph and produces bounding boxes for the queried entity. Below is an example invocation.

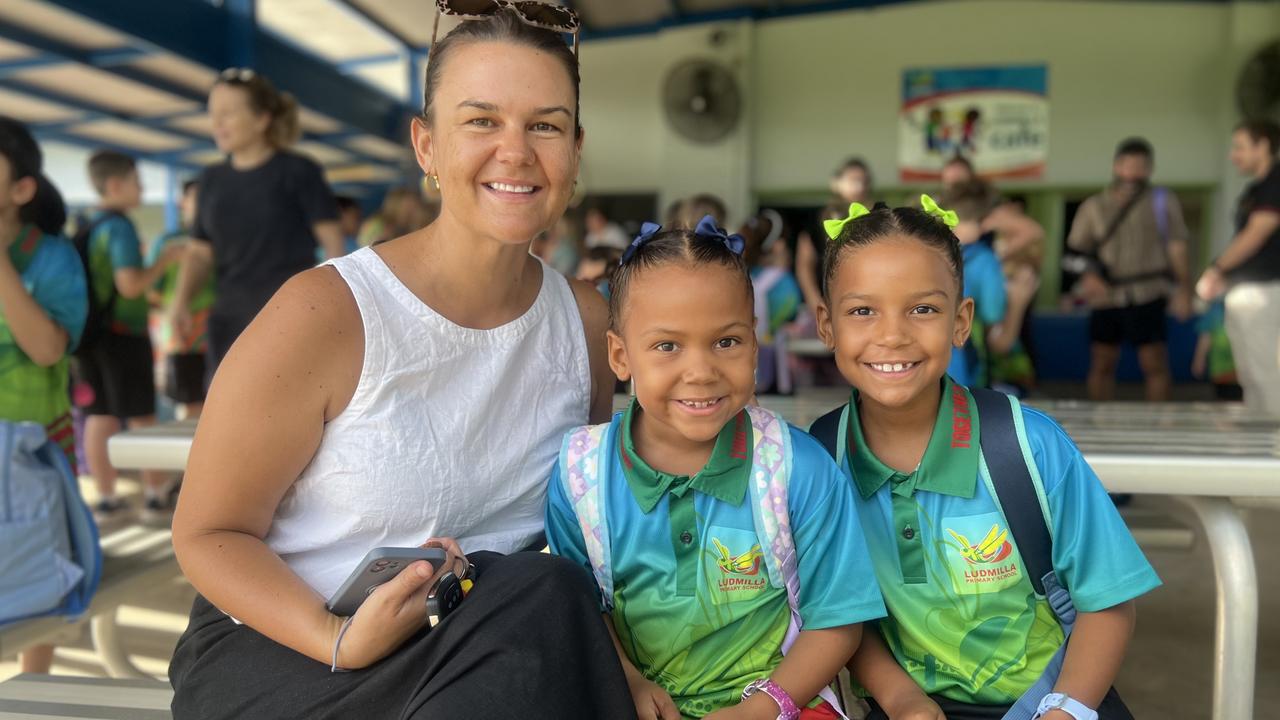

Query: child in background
[741,208,802,394]
[575,245,622,299]
[76,151,183,520]
[943,181,1007,388]
[147,179,214,419]
[1191,299,1242,401]
[813,197,1159,720]
[0,115,88,674]
[547,217,885,719]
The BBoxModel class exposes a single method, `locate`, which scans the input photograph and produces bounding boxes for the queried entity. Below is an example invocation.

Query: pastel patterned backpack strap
[745,406,847,716]
[558,417,617,609]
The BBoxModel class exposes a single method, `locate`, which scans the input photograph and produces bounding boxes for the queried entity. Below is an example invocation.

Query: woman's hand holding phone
[329,538,467,669]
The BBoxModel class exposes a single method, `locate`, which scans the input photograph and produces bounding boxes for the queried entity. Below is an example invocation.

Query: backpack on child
[0,420,102,626]
[69,211,125,357]
[810,389,1130,719]
[558,405,848,716]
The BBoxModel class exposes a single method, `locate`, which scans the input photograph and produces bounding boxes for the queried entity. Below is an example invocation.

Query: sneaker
[92,497,129,524]
[141,493,174,525]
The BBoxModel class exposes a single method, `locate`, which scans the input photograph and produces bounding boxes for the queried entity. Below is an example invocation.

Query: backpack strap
[808,405,845,462]
[745,406,847,717]
[1153,187,1169,244]
[557,419,617,610]
[970,389,1080,720]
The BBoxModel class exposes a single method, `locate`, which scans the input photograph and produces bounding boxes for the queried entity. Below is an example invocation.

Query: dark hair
[822,204,963,300]
[943,154,974,174]
[335,195,359,212]
[215,70,301,148]
[1235,119,1280,155]
[87,150,136,195]
[422,9,581,136]
[942,179,997,223]
[181,179,198,195]
[0,115,66,235]
[608,228,752,330]
[834,157,874,191]
[1115,137,1154,161]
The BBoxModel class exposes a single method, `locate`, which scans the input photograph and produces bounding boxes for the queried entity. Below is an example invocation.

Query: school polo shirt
[88,211,149,337]
[547,401,885,718]
[833,378,1160,706]
[948,240,1007,387]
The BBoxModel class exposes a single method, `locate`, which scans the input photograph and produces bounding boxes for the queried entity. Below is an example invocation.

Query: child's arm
[603,613,681,720]
[706,625,865,720]
[847,629,945,720]
[0,248,68,367]
[1191,332,1211,379]
[1040,601,1136,718]
[113,241,184,299]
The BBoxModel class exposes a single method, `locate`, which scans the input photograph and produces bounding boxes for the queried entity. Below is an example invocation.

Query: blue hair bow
[621,221,663,265]
[619,215,746,266]
[693,215,746,256]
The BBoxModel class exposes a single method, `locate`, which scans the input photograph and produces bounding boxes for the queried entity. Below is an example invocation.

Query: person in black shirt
[171,68,342,377]
[1197,119,1280,415]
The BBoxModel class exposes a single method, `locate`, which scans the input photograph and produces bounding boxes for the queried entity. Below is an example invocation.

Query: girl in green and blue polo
[546,217,886,720]
[813,199,1160,720]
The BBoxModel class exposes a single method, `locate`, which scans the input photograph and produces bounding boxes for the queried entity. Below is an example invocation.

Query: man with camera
[1067,137,1192,401]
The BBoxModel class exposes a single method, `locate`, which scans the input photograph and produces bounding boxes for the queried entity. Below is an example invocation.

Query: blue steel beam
[42,0,413,139]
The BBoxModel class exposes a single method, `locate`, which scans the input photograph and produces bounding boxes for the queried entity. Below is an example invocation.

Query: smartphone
[326,547,448,617]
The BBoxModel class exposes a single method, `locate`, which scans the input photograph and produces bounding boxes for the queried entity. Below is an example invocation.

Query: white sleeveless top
[264,247,592,599]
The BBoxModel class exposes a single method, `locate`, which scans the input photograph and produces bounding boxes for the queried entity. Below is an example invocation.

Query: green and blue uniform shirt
[0,226,86,464]
[547,401,886,718]
[148,228,215,353]
[827,377,1160,706]
[87,210,148,337]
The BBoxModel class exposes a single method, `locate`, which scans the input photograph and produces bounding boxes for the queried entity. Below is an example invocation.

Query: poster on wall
[899,65,1048,183]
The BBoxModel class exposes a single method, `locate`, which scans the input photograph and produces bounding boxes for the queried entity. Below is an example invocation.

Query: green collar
[846,376,979,500]
[619,398,753,513]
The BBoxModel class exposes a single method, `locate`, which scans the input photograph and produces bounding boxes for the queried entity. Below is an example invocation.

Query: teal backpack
[557,405,846,715]
[0,421,102,625]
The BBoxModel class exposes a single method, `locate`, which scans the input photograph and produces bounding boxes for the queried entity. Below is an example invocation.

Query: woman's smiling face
[413,41,582,246]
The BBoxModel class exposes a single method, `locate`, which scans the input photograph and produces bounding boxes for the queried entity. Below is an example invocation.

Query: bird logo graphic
[946,524,1013,565]
[712,538,764,576]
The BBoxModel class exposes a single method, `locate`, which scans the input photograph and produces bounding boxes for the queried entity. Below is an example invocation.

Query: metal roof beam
[332,0,421,52]
[41,0,412,140]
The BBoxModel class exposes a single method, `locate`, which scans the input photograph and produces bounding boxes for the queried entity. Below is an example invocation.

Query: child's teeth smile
[867,362,919,374]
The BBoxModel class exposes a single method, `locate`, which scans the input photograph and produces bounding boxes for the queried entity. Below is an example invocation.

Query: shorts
[1089,297,1167,347]
[165,352,207,404]
[74,333,156,418]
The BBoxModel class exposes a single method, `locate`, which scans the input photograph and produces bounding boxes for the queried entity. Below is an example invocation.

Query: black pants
[169,552,636,720]
[864,687,1132,720]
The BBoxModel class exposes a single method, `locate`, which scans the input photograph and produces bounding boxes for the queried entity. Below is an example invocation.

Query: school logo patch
[703,527,769,604]
[941,513,1023,594]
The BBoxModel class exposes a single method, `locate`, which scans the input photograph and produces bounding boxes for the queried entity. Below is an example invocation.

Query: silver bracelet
[330,616,355,673]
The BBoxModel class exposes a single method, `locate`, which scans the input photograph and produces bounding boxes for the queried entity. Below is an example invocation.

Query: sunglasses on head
[219,67,257,83]
[431,0,580,57]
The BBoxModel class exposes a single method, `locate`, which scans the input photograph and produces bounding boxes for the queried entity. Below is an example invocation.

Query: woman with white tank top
[168,8,635,719]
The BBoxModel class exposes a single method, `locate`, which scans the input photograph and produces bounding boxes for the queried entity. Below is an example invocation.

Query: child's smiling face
[818,235,973,410]
[608,262,756,453]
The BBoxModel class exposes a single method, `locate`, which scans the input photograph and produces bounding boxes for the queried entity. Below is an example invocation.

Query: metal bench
[0,673,172,719]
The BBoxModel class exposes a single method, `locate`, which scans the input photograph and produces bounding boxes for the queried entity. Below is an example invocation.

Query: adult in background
[1197,120,1280,415]
[1066,138,1192,401]
[171,68,344,378]
[167,7,632,719]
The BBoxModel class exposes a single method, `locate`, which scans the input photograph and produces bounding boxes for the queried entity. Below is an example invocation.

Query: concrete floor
[2,396,1276,719]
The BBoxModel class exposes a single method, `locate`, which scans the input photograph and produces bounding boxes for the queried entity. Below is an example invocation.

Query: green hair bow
[823,202,871,240]
[920,194,959,228]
